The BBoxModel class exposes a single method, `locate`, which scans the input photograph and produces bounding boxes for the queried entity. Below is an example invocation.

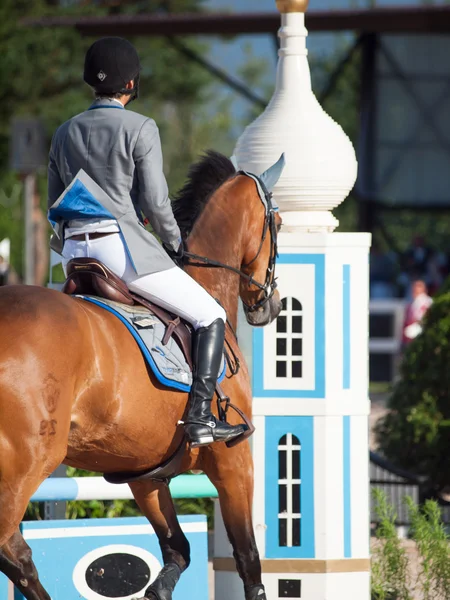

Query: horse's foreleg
[0,464,56,600]
[130,480,191,600]
[205,442,266,600]
[0,530,50,600]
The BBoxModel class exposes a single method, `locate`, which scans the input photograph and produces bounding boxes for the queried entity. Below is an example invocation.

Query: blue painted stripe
[343,265,351,389]
[343,416,352,558]
[253,254,325,398]
[0,572,8,597]
[80,297,226,393]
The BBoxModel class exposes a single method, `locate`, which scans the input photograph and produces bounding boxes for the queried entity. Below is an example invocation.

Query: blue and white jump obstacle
[1,475,213,600]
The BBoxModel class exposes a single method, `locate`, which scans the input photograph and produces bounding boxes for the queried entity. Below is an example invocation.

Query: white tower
[214,1,371,599]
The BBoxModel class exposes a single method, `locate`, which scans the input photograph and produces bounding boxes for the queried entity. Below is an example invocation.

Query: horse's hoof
[131,593,160,600]
[245,584,267,600]
[144,589,172,600]
[143,563,180,600]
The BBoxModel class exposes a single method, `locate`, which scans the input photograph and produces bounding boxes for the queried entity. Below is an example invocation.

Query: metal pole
[24,173,35,285]
[167,37,268,109]
[43,465,67,520]
[356,33,378,233]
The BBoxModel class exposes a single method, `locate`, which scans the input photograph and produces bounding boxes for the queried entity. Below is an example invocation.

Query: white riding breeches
[62,233,226,329]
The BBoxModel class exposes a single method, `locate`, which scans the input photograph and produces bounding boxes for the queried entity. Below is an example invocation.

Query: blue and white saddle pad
[77,296,226,392]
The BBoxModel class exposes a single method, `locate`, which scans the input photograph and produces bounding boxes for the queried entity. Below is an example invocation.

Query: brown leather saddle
[63,257,193,369]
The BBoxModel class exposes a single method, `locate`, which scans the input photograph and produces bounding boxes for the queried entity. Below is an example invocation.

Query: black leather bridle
[183,173,279,313]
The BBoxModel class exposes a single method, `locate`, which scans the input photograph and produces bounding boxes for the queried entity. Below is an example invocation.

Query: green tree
[376,278,450,493]
[0,0,234,277]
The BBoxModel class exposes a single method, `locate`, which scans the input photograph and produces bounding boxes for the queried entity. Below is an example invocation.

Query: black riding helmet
[84,37,141,101]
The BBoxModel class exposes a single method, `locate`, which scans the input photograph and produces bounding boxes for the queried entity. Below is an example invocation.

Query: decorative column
[214,1,371,599]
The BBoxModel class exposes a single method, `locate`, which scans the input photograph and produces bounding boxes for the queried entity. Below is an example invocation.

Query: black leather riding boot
[184,319,245,448]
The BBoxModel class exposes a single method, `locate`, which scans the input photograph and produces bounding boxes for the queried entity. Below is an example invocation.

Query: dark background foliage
[376,276,450,492]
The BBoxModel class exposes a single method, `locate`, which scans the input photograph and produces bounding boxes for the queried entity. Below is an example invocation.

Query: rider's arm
[47,139,65,209]
[134,119,181,250]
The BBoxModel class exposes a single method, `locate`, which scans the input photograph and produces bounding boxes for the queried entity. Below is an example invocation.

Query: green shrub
[375,284,450,492]
[64,468,214,525]
[405,497,450,600]
[371,491,450,600]
[66,495,213,526]
[371,489,411,600]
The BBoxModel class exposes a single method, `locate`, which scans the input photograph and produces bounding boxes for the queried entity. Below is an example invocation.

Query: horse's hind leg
[204,442,266,600]
[130,480,191,600]
[0,530,50,600]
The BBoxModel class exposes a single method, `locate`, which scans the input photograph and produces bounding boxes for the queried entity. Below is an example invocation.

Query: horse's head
[236,155,285,327]
[174,151,286,328]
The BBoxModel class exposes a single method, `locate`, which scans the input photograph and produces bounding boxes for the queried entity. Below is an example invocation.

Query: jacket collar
[88,98,125,111]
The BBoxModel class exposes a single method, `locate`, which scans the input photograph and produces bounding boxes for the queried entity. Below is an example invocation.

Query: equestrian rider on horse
[47,37,245,448]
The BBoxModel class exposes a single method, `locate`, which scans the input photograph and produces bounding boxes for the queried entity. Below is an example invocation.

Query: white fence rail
[369,299,406,382]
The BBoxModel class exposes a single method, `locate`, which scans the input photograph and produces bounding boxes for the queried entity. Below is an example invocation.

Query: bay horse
[0,151,282,600]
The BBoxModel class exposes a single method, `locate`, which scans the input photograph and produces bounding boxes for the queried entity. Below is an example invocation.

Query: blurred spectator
[426,250,448,296]
[370,242,398,298]
[402,280,433,346]
[398,235,433,298]
[0,256,9,286]
[405,235,432,278]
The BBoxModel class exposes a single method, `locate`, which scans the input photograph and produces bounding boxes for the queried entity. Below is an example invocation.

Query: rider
[47,37,245,448]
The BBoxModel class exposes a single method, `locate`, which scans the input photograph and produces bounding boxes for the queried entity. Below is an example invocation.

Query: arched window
[278,433,301,547]
[275,297,303,379]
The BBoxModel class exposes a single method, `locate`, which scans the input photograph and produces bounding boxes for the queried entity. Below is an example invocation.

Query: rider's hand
[163,239,185,267]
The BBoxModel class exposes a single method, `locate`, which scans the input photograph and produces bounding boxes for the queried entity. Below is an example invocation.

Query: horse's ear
[259,153,286,192]
[230,155,239,171]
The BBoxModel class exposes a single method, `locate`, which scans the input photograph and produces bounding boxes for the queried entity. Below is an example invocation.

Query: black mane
[173,150,236,237]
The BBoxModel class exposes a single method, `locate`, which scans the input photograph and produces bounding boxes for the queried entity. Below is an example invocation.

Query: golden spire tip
[276,0,309,13]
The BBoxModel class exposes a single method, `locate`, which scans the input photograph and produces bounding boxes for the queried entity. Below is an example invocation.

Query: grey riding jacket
[47,98,181,275]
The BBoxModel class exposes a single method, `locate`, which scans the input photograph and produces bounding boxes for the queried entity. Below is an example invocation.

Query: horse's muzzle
[244,290,282,327]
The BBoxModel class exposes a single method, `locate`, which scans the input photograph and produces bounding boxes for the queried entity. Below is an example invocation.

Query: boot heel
[189,435,215,448]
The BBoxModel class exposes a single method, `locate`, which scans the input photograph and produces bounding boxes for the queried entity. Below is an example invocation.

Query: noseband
[183,172,278,313]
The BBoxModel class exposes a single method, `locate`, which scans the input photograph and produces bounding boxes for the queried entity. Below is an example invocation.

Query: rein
[183,172,279,313]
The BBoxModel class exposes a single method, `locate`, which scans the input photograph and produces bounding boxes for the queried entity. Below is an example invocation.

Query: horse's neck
[186,183,249,330]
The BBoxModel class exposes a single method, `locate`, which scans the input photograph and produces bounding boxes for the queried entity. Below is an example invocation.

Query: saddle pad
[77,295,226,392]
